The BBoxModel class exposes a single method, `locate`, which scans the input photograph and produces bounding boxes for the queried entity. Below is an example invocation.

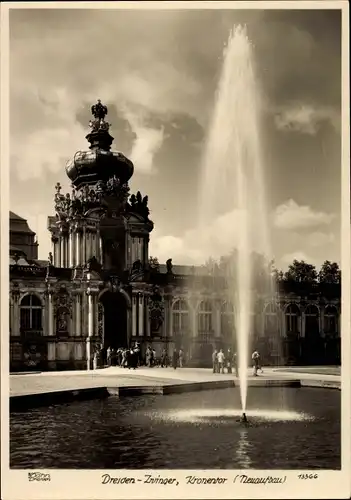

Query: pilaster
[12,288,20,336]
[132,294,137,336]
[138,294,144,336]
[85,283,99,370]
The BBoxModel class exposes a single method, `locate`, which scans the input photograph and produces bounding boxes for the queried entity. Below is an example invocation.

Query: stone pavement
[10,366,341,397]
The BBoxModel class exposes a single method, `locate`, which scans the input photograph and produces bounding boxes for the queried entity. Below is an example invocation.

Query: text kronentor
[186,476,227,485]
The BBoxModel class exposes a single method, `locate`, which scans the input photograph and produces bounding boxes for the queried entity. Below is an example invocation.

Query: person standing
[106,346,111,367]
[217,349,225,374]
[212,349,218,373]
[227,348,233,374]
[146,346,152,367]
[172,349,179,370]
[152,348,157,367]
[161,348,168,367]
[233,352,239,377]
[252,350,260,376]
[178,348,184,368]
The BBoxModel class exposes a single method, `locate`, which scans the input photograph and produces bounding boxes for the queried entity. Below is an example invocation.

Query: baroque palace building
[9,101,341,371]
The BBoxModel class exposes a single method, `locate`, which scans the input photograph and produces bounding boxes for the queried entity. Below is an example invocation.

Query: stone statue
[132,259,142,273]
[141,195,150,218]
[86,256,102,273]
[136,191,142,205]
[129,194,136,208]
[48,252,53,265]
[166,258,173,274]
[58,311,67,331]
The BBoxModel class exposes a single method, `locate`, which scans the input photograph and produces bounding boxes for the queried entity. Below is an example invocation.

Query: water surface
[10,387,340,469]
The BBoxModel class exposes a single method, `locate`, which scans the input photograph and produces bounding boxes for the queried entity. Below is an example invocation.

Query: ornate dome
[65,100,134,189]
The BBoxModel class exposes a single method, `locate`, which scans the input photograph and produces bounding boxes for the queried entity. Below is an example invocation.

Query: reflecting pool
[10,387,340,469]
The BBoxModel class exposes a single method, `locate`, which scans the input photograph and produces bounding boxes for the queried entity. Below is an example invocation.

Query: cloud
[280,251,318,269]
[307,231,335,247]
[273,103,340,135]
[122,108,164,174]
[273,199,335,230]
[150,207,269,265]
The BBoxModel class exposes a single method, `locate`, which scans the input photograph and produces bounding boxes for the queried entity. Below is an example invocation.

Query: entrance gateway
[99,290,130,351]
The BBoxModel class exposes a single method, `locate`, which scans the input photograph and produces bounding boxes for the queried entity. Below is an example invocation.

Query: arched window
[285,303,301,334]
[172,299,189,334]
[305,304,320,338]
[20,294,43,331]
[264,303,279,335]
[221,301,234,338]
[198,300,212,333]
[324,306,338,335]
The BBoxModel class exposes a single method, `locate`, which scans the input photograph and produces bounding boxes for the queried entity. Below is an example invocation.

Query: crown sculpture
[53,100,151,223]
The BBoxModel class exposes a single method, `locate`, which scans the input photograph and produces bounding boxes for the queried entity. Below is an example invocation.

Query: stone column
[76,294,81,337]
[68,231,73,268]
[60,235,65,267]
[12,293,20,336]
[146,296,151,337]
[192,305,197,338]
[82,227,87,266]
[75,231,80,266]
[215,303,221,338]
[58,237,62,268]
[86,290,94,370]
[96,229,101,262]
[86,231,91,261]
[99,235,103,265]
[138,295,144,336]
[132,295,137,336]
[48,292,54,336]
[71,230,76,267]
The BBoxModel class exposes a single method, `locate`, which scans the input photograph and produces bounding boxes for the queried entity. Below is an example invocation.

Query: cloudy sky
[9,6,342,270]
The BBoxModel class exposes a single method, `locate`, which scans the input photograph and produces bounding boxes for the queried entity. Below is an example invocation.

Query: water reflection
[10,388,341,469]
[235,429,252,469]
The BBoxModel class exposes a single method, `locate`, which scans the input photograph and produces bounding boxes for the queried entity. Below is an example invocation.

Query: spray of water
[198,26,272,413]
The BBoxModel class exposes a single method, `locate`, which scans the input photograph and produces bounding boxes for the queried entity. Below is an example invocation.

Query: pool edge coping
[9,378,341,412]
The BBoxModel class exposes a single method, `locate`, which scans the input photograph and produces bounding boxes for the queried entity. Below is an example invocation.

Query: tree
[284,259,318,283]
[270,259,284,282]
[318,260,341,283]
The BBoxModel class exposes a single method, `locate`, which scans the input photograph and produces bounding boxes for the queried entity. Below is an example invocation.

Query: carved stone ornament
[148,286,165,333]
[128,191,150,220]
[130,259,144,282]
[53,288,73,317]
[98,302,104,341]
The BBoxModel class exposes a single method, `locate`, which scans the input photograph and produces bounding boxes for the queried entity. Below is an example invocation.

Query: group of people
[104,344,185,370]
[146,347,185,369]
[212,348,238,375]
[105,343,141,369]
[212,348,263,377]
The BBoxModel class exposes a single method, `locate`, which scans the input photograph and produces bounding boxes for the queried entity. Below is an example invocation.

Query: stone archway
[99,290,130,355]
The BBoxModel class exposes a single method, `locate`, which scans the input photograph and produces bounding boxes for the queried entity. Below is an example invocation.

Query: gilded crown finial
[91,99,108,120]
[89,99,110,134]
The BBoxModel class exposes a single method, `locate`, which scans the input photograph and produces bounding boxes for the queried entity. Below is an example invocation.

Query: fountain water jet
[198,25,273,415]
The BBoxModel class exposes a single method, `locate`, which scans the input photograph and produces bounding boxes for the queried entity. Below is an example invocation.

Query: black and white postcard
[1,1,350,499]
